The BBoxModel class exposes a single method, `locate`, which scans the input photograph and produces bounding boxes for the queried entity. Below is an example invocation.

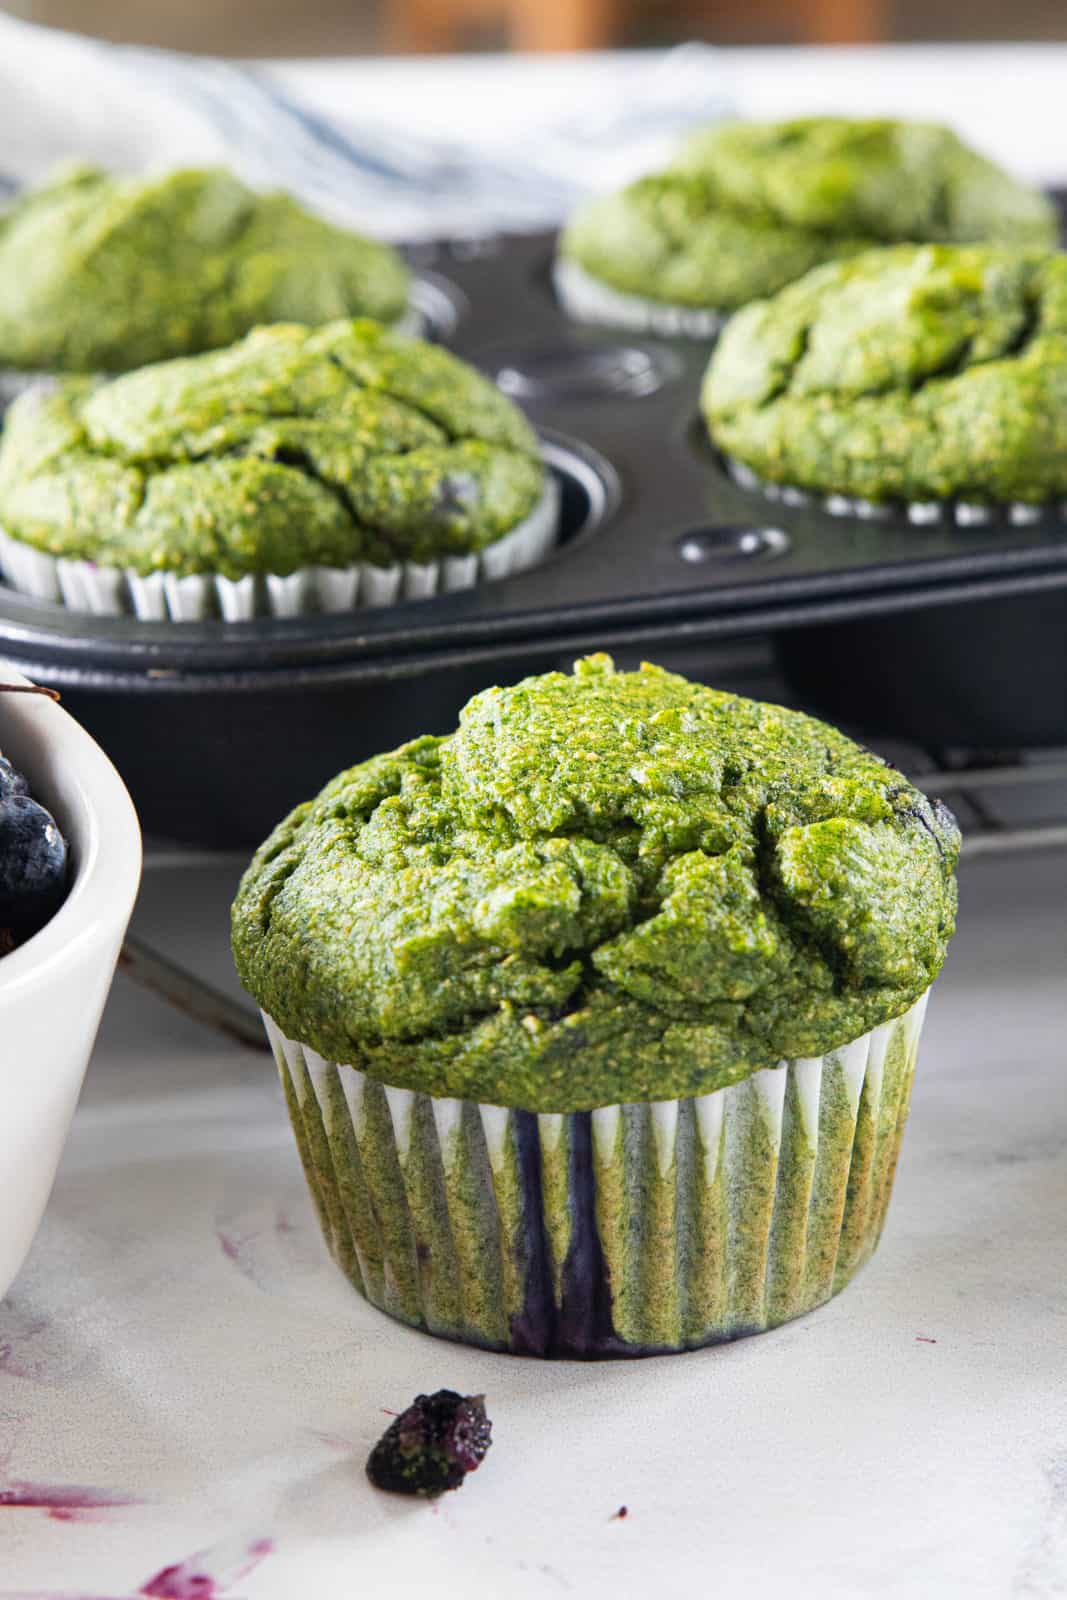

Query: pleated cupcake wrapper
[0,477,560,621]
[553,258,725,340]
[389,304,426,338]
[723,453,1065,528]
[264,990,928,1359]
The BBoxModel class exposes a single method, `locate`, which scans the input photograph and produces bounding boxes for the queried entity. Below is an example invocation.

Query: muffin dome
[0,320,545,580]
[0,165,411,374]
[674,117,1056,246]
[559,118,1056,314]
[702,244,1067,504]
[232,654,959,1111]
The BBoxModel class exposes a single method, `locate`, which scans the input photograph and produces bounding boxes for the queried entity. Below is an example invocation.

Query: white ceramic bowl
[0,661,141,1299]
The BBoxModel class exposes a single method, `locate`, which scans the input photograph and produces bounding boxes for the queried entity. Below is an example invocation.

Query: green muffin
[0,165,412,377]
[702,243,1067,508]
[0,319,554,620]
[556,117,1057,336]
[233,654,959,1356]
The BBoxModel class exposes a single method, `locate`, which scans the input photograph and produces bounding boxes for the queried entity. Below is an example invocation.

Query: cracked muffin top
[0,165,411,374]
[231,654,959,1111]
[559,118,1056,312]
[702,244,1067,504]
[0,320,545,577]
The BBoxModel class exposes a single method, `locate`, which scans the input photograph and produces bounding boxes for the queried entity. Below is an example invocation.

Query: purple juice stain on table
[215,1207,307,1291]
[216,1229,245,1267]
[139,1538,274,1598]
[214,1225,268,1292]
[0,1481,138,1521]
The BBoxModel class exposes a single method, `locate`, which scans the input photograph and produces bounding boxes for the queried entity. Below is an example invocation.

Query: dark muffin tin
[0,222,1064,843]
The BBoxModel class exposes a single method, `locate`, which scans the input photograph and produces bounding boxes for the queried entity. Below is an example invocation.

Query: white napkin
[0,13,733,239]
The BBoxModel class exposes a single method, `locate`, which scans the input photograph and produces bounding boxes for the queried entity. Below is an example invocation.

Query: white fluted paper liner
[722,452,1064,528]
[553,257,725,340]
[389,303,426,339]
[263,989,930,1357]
[0,475,560,621]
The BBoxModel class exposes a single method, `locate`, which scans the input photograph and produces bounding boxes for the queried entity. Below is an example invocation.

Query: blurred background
[5,0,1066,55]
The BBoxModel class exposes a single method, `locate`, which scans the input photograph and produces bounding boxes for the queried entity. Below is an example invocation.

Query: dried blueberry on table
[366,1390,492,1498]
[0,772,69,950]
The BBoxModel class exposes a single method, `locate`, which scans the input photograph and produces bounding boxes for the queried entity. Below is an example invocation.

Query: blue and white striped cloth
[0,13,732,239]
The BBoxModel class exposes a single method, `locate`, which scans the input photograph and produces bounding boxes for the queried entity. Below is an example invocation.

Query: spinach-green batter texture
[232,655,959,1111]
[559,117,1056,312]
[0,320,544,576]
[702,244,1067,503]
[0,165,411,373]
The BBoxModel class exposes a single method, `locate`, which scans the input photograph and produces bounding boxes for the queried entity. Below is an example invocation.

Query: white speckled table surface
[1,842,1064,1599]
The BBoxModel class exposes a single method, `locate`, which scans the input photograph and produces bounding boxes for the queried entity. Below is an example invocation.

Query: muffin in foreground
[232,654,959,1357]
[702,244,1067,515]
[0,319,556,620]
[556,117,1056,336]
[0,165,412,388]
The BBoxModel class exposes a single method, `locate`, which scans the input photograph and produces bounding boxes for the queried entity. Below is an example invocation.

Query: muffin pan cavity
[405,269,468,343]
[0,428,619,650]
[491,340,681,403]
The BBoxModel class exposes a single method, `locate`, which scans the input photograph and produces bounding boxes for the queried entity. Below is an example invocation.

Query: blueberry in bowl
[0,738,69,954]
[0,665,140,1300]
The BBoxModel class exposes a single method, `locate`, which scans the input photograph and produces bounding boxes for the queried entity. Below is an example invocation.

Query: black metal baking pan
[0,222,1065,843]
[443,226,1067,752]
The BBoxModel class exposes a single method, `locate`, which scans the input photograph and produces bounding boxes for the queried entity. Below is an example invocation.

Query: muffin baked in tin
[556,117,1057,337]
[0,165,415,388]
[701,243,1067,518]
[0,318,558,620]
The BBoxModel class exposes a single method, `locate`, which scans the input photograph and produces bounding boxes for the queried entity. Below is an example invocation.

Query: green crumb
[702,243,1067,503]
[232,654,959,1112]
[0,320,544,577]
[0,165,411,373]
[559,117,1056,312]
